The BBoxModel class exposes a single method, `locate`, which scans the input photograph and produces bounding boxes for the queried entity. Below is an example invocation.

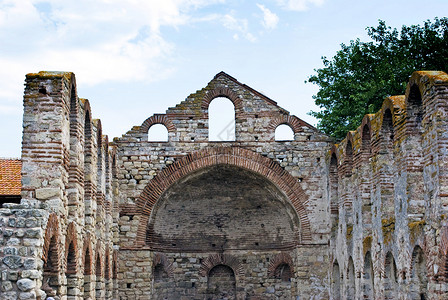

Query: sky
[0,0,447,157]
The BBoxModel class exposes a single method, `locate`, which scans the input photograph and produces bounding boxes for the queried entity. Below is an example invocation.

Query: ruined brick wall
[115,72,332,299]
[329,71,448,300]
[0,72,119,300]
[5,70,448,300]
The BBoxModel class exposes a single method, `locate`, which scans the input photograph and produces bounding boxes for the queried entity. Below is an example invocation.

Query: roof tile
[0,158,21,196]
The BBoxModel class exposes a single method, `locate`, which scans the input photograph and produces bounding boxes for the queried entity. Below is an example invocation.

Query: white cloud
[276,0,324,11]
[257,4,279,30]
[0,0,223,96]
[221,13,257,42]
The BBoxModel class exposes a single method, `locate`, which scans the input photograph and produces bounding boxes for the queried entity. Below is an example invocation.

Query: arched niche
[208,97,235,141]
[146,164,301,251]
[362,252,374,299]
[410,246,427,300]
[384,252,398,300]
[207,264,236,299]
[347,257,355,300]
[332,261,341,299]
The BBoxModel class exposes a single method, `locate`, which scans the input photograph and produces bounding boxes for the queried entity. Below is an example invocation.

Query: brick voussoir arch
[65,222,78,274]
[268,252,294,277]
[42,213,62,273]
[199,254,244,279]
[267,115,303,135]
[140,114,176,133]
[82,234,94,275]
[135,147,312,247]
[201,87,243,111]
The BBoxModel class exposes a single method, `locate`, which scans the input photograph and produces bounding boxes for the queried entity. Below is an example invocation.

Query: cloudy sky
[1,0,447,157]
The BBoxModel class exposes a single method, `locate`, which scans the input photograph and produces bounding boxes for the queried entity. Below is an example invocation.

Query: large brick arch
[135,147,312,246]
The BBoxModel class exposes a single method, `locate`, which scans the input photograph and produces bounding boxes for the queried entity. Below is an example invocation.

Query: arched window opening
[42,235,59,298]
[381,109,394,153]
[148,124,169,142]
[329,154,339,238]
[362,252,374,299]
[408,84,423,128]
[207,264,236,299]
[332,262,341,299]
[347,258,355,300]
[274,263,292,282]
[275,124,294,141]
[384,252,398,300]
[209,97,235,141]
[410,246,427,300]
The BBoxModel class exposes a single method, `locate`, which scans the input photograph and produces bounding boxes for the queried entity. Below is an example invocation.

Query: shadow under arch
[135,147,313,247]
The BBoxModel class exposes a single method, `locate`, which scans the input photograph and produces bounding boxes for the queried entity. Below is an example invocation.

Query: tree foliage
[308,17,448,140]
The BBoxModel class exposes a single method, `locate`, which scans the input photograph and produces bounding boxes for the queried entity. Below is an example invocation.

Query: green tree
[308,17,448,141]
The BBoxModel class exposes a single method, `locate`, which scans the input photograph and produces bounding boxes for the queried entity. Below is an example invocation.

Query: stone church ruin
[1,70,448,299]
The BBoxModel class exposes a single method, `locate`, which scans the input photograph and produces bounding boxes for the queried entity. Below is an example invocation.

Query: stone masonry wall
[115,72,332,299]
[1,72,119,300]
[4,70,448,300]
[329,71,448,300]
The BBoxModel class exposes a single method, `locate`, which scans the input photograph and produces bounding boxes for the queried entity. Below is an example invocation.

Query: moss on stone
[382,217,395,245]
[363,236,372,253]
[409,220,425,244]
[346,224,353,241]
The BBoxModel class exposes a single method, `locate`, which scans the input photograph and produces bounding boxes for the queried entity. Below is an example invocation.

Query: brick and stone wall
[2,70,448,299]
[329,71,448,300]
[1,72,119,300]
[114,72,332,299]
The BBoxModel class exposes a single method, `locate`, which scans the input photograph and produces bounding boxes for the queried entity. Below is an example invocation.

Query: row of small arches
[146,97,296,142]
[332,245,428,299]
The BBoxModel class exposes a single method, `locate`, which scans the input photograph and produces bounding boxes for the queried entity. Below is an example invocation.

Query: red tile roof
[0,158,21,196]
